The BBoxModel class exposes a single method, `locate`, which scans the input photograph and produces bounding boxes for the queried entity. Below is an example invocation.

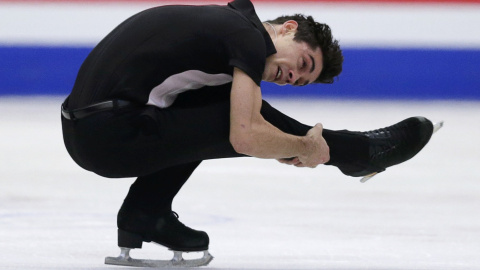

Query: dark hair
[266,14,343,84]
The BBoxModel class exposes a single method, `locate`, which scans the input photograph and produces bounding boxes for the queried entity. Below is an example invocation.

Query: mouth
[275,66,282,81]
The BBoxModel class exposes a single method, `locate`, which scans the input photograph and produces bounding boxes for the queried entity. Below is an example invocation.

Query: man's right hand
[297,123,330,168]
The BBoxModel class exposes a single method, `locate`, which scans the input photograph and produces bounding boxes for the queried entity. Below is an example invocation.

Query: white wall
[1,1,480,48]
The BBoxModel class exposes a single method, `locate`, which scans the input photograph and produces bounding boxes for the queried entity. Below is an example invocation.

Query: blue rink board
[1,46,479,99]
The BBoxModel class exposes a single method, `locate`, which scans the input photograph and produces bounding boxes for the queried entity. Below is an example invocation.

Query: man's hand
[277,124,330,168]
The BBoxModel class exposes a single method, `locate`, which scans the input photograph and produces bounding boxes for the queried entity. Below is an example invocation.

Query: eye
[302,58,307,69]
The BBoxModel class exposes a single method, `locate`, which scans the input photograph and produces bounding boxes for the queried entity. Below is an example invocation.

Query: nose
[287,70,298,85]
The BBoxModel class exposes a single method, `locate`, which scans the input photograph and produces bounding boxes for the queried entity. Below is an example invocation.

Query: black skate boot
[116,203,209,251]
[105,203,213,267]
[336,117,435,180]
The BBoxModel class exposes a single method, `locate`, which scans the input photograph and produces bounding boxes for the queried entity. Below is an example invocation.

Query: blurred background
[1,0,479,99]
[1,1,480,269]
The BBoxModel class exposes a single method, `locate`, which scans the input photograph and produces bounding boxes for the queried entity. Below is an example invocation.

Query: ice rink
[1,96,479,270]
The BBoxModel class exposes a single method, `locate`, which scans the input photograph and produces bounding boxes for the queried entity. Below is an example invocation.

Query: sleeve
[225,28,266,86]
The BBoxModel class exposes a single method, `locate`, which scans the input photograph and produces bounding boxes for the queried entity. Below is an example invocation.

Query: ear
[281,20,298,34]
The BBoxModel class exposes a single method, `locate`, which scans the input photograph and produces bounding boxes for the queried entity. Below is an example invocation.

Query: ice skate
[358,120,443,182]
[336,117,443,182]
[105,206,213,267]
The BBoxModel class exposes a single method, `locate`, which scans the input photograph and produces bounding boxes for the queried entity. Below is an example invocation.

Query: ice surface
[1,96,479,270]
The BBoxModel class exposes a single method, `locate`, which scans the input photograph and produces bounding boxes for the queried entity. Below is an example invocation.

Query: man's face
[262,21,323,86]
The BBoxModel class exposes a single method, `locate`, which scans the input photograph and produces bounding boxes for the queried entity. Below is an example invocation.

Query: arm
[229,68,329,167]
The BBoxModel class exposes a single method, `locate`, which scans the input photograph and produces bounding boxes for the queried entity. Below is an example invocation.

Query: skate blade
[360,120,444,183]
[360,172,378,183]
[105,247,213,268]
[433,121,444,134]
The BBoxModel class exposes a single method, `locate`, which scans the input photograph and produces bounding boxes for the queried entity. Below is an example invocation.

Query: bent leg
[62,99,242,178]
[116,161,210,252]
[62,86,367,180]
[259,100,369,171]
[122,161,202,216]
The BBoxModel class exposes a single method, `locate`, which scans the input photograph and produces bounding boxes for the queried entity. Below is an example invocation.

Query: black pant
[62,90,368,215]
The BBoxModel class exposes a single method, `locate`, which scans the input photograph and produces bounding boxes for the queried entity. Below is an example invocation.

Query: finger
[291,157,300,165]
[321,146,330,163]
[281,157,300,165]
[278,158,293,163]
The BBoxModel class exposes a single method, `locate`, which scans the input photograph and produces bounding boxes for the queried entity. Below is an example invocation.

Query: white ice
[1,96,479,270]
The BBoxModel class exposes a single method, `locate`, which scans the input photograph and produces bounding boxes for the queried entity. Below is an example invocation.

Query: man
[61,0,437,267]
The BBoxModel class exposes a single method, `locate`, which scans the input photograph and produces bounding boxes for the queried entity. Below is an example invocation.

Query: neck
[264,22,277,45]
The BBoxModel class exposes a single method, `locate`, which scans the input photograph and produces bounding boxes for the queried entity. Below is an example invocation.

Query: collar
[228,0,277,57]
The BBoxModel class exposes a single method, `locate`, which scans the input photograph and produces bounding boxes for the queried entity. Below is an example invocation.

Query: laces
[339,117,433,177]
[169,211,190,230]
[362,125,406,163]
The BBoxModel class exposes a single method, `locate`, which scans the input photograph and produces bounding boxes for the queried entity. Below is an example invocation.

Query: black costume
[62,0,434,257]
[62,0,368,216]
